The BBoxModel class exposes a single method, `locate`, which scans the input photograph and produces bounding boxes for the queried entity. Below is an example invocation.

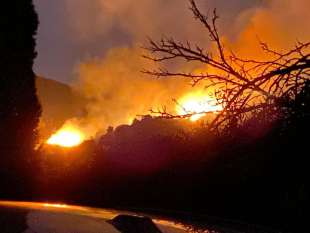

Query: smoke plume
[39,0,310,139]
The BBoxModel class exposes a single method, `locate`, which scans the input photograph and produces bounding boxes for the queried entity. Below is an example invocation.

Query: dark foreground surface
[0,201,187,233]
[0,201,284,233]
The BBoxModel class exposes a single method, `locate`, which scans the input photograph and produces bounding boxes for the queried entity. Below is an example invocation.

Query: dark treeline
[0,1,309,233]
[35,84,309,233]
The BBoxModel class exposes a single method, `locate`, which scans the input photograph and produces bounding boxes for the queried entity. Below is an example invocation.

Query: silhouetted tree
[0,1,41,155]
[144,0,310,131]
[0,0,41,197]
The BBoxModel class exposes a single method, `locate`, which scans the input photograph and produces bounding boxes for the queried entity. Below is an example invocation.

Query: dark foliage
[0,1,308,233]
[89,87,309,232]
[0,0,41,198]
[36,79,310,232]
[35,87,309,232]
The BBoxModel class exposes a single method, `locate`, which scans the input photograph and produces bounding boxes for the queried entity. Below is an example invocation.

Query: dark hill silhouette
[36,76,87,139]
[50,85,307,233]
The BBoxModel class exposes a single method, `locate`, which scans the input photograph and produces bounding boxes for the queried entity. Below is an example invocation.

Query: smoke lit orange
[46,123,85,147]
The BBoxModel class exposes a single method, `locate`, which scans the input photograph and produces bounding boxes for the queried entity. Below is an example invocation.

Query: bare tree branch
[143,0,310,131]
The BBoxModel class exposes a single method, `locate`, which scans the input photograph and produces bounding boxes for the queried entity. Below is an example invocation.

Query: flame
[46,123,85,147]
[176,92,223,121]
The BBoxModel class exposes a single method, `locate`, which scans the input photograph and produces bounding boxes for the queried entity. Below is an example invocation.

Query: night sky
[33,0,262,84]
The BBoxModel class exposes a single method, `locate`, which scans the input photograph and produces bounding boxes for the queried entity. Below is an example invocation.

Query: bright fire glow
[176,92,223,121]
[46,123,85,147]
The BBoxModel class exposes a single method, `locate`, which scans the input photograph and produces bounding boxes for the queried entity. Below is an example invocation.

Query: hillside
[36,76,86,139]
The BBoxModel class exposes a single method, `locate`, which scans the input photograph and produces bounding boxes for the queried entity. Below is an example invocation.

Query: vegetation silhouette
[0,0,309,233]
[0,0,41,199]
[143,0,310,133]
[35,1,309,232]
[36,99,308,232]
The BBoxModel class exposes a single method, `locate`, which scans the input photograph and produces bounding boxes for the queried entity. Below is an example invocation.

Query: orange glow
[46,123,85,147]
[176,92,223,121]
[43,203,68,208]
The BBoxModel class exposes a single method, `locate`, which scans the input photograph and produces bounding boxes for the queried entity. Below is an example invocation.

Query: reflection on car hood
[0,201,188,233]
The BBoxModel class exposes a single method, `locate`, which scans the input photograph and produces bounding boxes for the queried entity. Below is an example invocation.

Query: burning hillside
[44,91,223,148]
[46,122,85,148]
[36,0,310,147]
[176,91,223,122]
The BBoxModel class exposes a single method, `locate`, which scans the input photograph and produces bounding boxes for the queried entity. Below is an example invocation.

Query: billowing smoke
[64,0,208,44]
[39,0,310,139]
[230,0,310,59]
[71,46,192,137]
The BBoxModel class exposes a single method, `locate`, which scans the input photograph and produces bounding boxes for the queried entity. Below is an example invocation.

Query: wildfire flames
[176,92,223,121]
[45,91,222,148]
[46,123,85,148]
